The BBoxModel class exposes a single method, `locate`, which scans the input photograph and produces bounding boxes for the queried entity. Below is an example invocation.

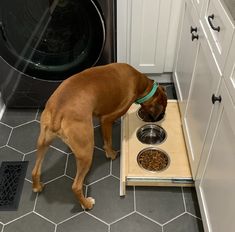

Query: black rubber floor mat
[0,161,28,211]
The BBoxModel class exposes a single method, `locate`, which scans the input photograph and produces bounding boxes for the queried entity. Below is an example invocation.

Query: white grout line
[108,211,135,226]
[35,109,40,121]
[186,212,202,220]
[85,211,110,226]
[162,212,186,226]
[5,128,13,145]
[64,153,70,175]
[86,174,111,187]
[44,175,64,185]
[3,211,32,226]
[110,159,113,175]
[93,124,100,129]
[64,174,74,181]
[24,149,37,155]
[13,119,36,129]
[133,186,136,211]
[136,211,162,227]
[0,145,5,149]
[6,144,26,155]
[84,185,88,198]
[49,145,71,154]
[94,146,104,152]
[111,174,119,181]
[181,187,187,212]
[33,192,39,211]
[34,211,57,225]
[56,211,84,226]
[0,121,13,129]
[25,177,33,183]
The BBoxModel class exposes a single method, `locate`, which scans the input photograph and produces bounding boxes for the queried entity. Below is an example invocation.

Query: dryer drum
[0,0,105,80]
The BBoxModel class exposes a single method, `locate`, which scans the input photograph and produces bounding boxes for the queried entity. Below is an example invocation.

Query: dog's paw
[81,197,95,210]
[32,182,44,193]
[105,149,117,160]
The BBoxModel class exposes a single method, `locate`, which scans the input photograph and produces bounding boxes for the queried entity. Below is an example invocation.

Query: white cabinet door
[196,81,235,232]
[129,0,170,73]
[183,24,221,178]
[224,34,235,104]
[117,0,182,73]
[192,0,204,16]
[174,0,199,116]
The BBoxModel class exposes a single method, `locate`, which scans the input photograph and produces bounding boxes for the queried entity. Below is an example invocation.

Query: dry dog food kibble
[137,149,169,172]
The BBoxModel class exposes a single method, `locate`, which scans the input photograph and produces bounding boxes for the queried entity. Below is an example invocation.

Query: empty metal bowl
[136,124,167,145]
[137,147,170,172]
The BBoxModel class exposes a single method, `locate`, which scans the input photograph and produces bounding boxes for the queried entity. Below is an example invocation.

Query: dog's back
[43,63,144,129]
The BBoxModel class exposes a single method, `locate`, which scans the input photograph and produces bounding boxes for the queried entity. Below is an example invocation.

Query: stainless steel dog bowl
[137,147,170,172]
[137,108,165,122]
[136,124,167,145]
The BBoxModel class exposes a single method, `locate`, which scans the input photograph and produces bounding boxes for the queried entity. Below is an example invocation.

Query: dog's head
[140,85,167,121]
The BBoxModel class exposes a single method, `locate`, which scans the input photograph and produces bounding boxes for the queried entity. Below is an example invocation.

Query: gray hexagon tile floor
[0,84,204,232]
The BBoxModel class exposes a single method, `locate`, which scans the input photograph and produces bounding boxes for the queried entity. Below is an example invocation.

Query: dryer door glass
[0,0,105,80]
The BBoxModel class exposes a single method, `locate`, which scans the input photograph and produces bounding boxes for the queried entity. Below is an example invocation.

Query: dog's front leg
[100,116,117,160]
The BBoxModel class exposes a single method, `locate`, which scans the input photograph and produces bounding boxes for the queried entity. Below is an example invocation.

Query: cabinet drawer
[201,0,234,72]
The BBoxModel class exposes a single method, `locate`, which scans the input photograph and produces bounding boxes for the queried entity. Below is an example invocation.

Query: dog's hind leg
[66,121,95,210]
[32,125,55,192]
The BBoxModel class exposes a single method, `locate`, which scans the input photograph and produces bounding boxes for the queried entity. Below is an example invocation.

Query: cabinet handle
[208,14,220,32]
[191,33,199,41]
[212,94,222,104]
[190,26,197,33]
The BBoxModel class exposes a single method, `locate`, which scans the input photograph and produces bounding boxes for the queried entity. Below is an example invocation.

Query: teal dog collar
[135,82,158,104]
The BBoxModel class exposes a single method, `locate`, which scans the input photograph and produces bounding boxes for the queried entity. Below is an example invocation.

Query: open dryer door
[0,0,105,80]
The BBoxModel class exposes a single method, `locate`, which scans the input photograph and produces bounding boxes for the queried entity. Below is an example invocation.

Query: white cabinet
[192,0,204,16]
[174,0,200,116]
[183,25,221,178]
[174,1,235,231]
[174,0,221,178]
[224,34,235,103]
[117,0,183,74]
[196,81,235,232]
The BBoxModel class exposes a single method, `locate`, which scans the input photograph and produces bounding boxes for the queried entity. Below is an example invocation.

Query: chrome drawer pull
[208,14,220,32]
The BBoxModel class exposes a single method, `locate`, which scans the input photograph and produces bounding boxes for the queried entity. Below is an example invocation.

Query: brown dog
[32,63,167,209]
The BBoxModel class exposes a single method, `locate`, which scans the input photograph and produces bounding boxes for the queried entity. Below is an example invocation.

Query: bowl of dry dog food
[137,147,170,172]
